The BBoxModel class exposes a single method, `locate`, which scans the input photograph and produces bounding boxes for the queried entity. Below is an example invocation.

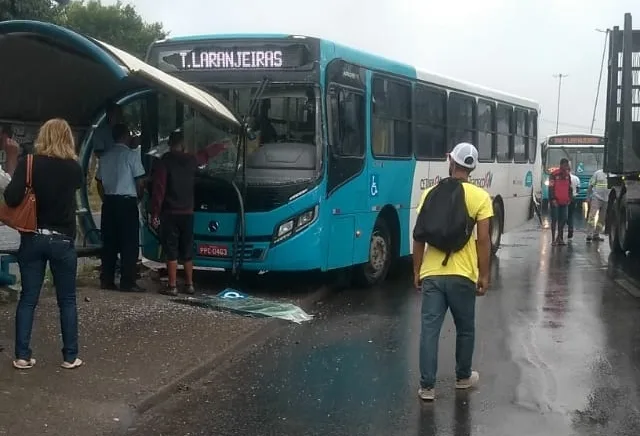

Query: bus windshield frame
[544,146,604,174]
[146,38,323,185]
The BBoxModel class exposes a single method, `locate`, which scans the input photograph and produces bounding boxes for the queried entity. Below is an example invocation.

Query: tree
[0,0,64,21]
[57,1,167,59]
[0,0,167,59]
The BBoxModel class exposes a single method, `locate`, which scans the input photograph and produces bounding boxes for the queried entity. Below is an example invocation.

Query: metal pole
[553,73,568,134]
[591,29,610,133]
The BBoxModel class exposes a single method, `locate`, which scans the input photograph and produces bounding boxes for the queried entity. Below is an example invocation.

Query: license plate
[198,244,228,257]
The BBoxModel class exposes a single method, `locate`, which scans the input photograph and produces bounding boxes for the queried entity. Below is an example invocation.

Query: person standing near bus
[412,142,493,401]
[1,124,20,177]
[586,168,609,242]
[567,170,580,240]
[548,158,572,246]
[96,124,146,292]
[150,129,228,296]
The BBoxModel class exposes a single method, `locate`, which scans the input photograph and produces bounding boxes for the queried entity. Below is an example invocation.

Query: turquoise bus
[140,35,540,286]
[540,133,605,207]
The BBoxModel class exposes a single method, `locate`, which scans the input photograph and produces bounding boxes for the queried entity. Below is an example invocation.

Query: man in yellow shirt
[412,142,493,401]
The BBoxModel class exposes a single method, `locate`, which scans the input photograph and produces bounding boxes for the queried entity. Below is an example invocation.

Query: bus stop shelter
[0,20,239,130]
[0,20,241,285]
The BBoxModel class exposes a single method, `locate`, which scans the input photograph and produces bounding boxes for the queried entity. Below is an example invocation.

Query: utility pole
[553,73,568,134]
[591,29,610,133]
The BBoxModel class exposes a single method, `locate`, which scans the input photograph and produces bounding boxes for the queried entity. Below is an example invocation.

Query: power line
[540,118,604,131]
[552,73,569,134]
[591,29,610,133]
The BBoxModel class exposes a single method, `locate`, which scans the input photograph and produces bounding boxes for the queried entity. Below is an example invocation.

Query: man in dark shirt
[150,130,226,296]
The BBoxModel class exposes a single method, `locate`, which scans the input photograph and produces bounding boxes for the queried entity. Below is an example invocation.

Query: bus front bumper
[142,220,325,272]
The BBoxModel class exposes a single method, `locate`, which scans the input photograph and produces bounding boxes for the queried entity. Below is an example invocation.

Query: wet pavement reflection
[127,212,640,436]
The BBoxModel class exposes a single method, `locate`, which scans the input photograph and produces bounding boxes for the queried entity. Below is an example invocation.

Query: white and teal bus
[132,34,540,285]
[540,133,605,207]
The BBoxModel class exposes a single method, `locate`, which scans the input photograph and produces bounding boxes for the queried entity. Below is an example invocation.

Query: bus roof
[151,33,540,110]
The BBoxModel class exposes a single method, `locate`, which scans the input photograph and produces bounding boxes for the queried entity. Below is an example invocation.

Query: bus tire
[609,196,623,253]
[490,200,503,255]
[528,198,534,220]
[613,194,640,254]
[353,218,392,287]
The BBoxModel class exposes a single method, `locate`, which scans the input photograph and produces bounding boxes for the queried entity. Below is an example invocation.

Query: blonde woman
[4,118,84,370]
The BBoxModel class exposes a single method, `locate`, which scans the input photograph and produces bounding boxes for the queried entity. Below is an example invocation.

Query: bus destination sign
[158,43,310,71]
[548,135,605,145]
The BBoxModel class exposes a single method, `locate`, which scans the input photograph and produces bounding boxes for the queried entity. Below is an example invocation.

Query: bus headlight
[277,220,295,238]
[273,206,318,245]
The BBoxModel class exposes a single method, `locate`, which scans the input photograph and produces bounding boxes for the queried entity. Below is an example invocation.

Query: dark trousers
[550,204,569,241]
[567,200,577,237]
[16,233,78,362]
[101,195,139,288]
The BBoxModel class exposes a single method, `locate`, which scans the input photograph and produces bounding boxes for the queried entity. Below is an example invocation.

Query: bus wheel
[614,193,640,253]
[354,219,392,287]
[609,197,623,253]
[490,200,503,255]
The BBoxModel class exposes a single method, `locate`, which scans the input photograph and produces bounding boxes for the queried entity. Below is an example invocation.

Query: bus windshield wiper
[244,76,271,139]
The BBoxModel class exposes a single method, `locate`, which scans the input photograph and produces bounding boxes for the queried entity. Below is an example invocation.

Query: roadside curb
[131,284,333,415]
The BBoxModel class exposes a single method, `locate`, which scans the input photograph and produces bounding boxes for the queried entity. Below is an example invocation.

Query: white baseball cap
[449,142,478,170]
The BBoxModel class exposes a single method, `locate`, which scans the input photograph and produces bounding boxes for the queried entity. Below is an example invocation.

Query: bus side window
[328,87,364,157]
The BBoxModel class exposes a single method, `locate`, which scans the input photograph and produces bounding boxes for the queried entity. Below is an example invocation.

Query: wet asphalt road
[125,215,640,436]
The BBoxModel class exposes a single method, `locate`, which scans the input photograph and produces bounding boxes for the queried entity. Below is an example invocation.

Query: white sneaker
[418,387,435,401]
[455,370,480,389]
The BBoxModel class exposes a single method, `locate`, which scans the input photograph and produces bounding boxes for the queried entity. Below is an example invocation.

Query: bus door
[324,61,368,269]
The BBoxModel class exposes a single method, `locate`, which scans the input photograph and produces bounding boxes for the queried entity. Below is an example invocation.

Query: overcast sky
[115,0,637,139]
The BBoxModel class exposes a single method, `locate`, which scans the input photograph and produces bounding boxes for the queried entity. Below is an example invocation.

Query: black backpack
[413,177,476,266]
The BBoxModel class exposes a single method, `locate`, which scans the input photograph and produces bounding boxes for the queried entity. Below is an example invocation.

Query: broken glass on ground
[172,289,314,324]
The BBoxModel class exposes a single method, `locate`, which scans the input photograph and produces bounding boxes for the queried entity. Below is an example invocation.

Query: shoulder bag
[0,154,37,232]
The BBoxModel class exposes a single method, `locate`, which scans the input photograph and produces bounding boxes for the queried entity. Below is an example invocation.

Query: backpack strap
[442,251,451,266]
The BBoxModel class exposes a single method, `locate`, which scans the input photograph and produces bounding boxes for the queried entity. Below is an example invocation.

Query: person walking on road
[412,142,493,401]
[96,124,146,292]
[4,119,83,370]
[150,130,228,296]
[586,168,609,242]
[567,170,580,240]
[548,158,572,245]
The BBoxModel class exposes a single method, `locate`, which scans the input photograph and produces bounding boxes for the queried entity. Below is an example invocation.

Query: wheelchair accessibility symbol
[217,289,248,299]
[370,174,379,197]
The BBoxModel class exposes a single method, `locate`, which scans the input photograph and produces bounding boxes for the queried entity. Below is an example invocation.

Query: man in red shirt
[548,158,572,245]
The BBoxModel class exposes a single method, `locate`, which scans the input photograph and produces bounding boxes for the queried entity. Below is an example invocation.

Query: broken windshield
[154,84,320,179]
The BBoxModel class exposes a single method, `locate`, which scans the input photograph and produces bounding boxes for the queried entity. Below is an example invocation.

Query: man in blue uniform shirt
[96,124,146,292]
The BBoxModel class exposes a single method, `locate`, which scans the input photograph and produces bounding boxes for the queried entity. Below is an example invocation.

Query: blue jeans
[15,233,78,362]
[420,275,476,389]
